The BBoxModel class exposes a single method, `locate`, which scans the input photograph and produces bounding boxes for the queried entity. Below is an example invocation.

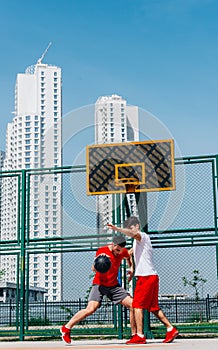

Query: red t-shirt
[92,245,129,287]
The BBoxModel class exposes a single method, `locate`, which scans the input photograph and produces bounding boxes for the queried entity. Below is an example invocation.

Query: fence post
[45,299,47,325]
[9,300,12,327]
[206,294,210,321]
[19,170,27,341]
[175,297,178,323]
[113,304,117,330]
[117,304,123,339]
[116,193,123,339]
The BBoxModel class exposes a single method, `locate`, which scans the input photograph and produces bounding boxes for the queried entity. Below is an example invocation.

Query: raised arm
[107,223,141,241]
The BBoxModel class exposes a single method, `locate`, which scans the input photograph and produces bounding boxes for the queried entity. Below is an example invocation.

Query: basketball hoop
[118,178,139,193]
[125,183,137,193]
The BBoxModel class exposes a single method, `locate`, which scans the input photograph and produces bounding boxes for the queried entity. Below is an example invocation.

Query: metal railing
[0,297,217,328]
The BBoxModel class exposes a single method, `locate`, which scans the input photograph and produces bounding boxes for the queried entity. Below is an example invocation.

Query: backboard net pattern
[87,139,175,195]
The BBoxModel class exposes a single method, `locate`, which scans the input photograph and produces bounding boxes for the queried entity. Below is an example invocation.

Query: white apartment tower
[95,94,139,231]
[0,151,5,240]
[0,55,62,301]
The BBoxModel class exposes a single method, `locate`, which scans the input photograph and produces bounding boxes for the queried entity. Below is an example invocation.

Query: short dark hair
[113,235,126,247]
[124,216,140,229]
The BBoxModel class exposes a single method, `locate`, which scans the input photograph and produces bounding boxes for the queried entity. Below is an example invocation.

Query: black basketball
[94,255,111,273]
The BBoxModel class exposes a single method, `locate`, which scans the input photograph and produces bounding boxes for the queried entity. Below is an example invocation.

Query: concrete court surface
[0,338,217,350]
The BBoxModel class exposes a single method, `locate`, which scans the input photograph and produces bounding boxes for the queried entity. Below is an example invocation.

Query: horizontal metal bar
[149,227,215,235]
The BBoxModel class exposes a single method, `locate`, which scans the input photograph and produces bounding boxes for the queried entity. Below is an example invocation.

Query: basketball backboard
[86,139,175,195]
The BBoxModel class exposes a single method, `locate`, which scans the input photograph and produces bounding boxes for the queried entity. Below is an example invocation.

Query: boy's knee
[86,306,97,315]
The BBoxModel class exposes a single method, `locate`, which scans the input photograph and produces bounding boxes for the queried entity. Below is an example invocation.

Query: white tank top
[133,231,157,276]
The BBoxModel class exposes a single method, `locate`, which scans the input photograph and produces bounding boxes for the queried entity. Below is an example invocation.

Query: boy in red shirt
[60,235,135,345]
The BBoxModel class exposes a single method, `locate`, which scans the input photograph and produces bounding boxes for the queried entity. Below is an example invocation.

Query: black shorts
[88,284,130,305]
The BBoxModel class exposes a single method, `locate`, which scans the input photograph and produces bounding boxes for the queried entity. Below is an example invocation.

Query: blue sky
[0,0,217,298]
[0,0,217,157]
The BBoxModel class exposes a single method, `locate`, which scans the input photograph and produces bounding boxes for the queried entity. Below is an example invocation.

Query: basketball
[94,255,111,273]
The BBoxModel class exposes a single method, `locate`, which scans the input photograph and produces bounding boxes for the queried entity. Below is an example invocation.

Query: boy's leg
[66,300,100,328]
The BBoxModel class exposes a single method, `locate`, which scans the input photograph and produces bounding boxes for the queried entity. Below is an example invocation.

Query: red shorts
[132,275,160,312]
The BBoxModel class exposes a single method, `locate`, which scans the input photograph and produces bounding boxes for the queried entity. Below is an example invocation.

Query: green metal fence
[0,154,217,340]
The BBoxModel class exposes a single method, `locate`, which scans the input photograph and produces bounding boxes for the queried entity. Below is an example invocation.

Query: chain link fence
[0,154,217,339]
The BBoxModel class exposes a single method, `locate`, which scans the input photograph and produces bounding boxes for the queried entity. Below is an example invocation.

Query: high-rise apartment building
[0,150,5,241]
[95,94,139,231]
[0,57,62,301]
[0,151,5,168]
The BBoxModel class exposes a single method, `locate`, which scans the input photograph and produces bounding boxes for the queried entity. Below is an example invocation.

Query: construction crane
[37,42,52,64]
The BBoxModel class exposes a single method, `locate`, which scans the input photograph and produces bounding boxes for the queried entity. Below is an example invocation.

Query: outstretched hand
[107,223,117,231]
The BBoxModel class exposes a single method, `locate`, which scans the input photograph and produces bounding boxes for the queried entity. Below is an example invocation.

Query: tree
[182,269,207,302]
[182,270,207,322]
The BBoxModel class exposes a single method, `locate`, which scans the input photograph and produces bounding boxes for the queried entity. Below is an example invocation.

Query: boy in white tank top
[108,216,179,345]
